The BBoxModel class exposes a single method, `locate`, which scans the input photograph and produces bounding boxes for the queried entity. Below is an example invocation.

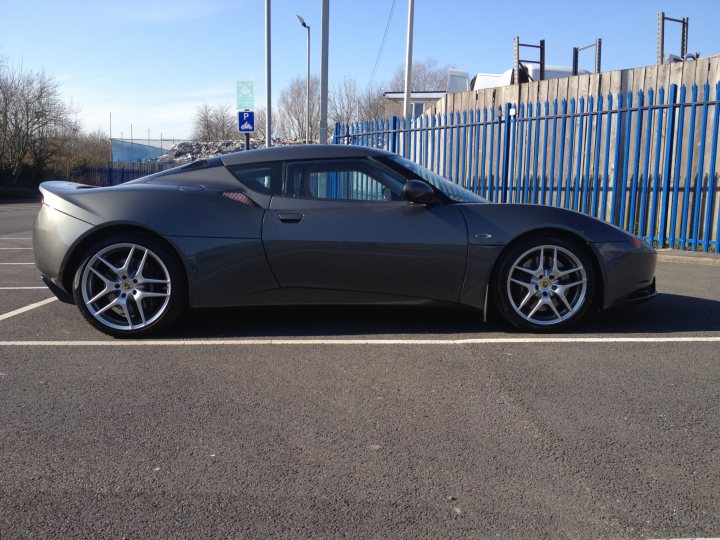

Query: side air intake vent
[221,191,256,206]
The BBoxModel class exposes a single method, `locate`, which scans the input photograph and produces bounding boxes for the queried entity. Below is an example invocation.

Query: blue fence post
[639,89,655,238]
[549,100,559,207]
[556,99,568,207]
[680,84,699,249]
[692,83,710,251]
[506,103,517,204]
[487,107,495,199]
[601,95,614,221]
[531,100,541,204]
[592,95,604,218]
[610,93,625,225]
[628,90,645,234]
[518,103,535,203]
[582,96,594,215]
[390,116,398,154]
[649,88,665,244]
[540,101,549,205]
[669,85,687,248]
[659,84,678,248]
[564,98,577,209]
[516,103,526,203]
[619,91,634,228]
[572,97,585,211]
[704,83,720,252]
[479,107,487,195]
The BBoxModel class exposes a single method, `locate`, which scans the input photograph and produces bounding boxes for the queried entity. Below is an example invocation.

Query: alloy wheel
[80,243,172,331]
[505,244,588,326]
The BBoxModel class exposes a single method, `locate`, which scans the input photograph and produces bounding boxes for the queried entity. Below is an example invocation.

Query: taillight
[222,191,256,206]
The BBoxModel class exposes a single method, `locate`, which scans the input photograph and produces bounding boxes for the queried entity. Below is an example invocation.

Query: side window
[226,164,276,194]
[284,159,404,202]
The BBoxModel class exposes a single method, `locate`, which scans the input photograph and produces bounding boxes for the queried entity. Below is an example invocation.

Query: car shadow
[161,292,720,339]
[580,292,720,334]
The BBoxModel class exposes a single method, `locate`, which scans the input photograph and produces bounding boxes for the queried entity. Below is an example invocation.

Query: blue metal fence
[333,83,720,252]
[74,162,176,186]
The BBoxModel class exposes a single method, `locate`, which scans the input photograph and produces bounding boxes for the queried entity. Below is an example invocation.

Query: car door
[261,157,468,303]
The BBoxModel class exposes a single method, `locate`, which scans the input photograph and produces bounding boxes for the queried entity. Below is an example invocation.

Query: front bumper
[592,237,657,309]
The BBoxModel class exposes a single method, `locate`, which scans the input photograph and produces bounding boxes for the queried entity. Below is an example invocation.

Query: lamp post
[297,14,311,144]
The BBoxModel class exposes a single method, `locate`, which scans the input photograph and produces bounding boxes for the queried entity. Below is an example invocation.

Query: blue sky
[1,0,718,139]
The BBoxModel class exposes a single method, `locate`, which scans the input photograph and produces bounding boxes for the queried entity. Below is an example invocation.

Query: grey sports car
[33,145,656,337]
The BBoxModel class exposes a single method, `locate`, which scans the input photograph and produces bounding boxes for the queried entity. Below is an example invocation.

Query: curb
[656,251,720,266]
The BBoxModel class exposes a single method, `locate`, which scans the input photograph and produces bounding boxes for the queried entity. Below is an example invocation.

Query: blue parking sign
[238,111,255,133]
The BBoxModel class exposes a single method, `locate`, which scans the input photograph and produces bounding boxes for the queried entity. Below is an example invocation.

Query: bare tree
[0,65,73,183]
[277,75,320,142]
[388,58,453,92]
[191,103,235,141]
[253,106,280,145]
[326,78,389,138]
[211,104,235,140]
[361,83,386,120]
[329,77,361,127]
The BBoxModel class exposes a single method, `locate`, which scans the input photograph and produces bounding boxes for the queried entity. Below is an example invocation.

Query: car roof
[220,144,392,166]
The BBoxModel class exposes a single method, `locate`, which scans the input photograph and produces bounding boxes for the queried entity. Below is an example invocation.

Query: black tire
[72,233,187,338]
[492,235,596,332]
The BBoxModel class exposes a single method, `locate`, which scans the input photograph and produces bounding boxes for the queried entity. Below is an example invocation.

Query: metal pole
[402,0,414,119]
[572,47,579,76]
[681,17,688,58]
[265,0,272,147]
[319,0,329,144]
[539,39,545,81]
[513,36,520,83]
[657,11,665,65]
[306,25,311,144]
[595,38,602,73]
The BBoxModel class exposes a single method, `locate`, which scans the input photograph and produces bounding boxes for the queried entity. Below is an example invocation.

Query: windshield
[381,155,486,203]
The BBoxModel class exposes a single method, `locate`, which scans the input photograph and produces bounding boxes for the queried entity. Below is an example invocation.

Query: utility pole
[319,0,329,144]
[402,0,414,120]
[265,0,272,147]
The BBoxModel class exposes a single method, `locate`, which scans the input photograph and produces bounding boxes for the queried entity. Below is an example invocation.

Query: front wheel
[492,236,596,331]
[72,234,187,338]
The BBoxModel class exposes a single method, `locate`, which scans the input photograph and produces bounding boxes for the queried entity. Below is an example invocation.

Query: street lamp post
[297,14,311,144]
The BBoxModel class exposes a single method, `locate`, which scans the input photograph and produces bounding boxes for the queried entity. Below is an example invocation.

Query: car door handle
[278,212,304,223]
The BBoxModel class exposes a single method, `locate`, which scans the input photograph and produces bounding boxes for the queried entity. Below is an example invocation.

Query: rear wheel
[492,236,596,331]
[72,234,186,337]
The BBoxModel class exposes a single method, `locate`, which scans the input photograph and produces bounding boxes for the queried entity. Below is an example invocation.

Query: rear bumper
[33,202,95,291]
[40,275,75,304]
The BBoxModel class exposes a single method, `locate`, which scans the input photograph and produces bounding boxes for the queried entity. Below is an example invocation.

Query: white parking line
[0,238,31,240]
[0,263,34,265]
[0,247,33,250]
[0,336,719,346]
[0,297,57,322]
[0,287,46,290]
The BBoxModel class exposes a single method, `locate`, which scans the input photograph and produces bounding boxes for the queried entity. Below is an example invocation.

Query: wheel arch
[488,227,606,311]
[61,224,189,295]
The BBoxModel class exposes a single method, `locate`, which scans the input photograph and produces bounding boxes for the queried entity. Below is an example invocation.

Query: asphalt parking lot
[1,202,719,538]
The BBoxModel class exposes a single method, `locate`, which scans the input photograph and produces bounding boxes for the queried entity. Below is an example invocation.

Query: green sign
[236,81,254,110]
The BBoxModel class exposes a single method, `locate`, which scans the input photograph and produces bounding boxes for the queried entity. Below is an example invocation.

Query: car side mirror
[403,179,434,205]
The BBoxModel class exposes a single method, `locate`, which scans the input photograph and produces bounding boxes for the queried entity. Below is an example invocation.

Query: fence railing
[333,82,720,253]
[73,162,176,186]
